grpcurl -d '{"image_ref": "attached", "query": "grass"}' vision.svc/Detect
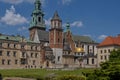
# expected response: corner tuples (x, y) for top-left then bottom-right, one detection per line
(0, 68), (95, 79)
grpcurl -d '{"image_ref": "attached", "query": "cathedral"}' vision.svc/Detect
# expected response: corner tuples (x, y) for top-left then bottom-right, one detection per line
(0, 0), (98, 69)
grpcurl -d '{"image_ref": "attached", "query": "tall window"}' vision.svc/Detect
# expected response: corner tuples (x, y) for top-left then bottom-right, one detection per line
(7, 51), (10, 56)
(13, 51), (16, 57)
(31, 53), (33, 58)
(14, 44), (16, 48)
(7, 60), (11, 65)
(58, 38), (60, 43)
(22, 52), (25, 57)
(0, 51), (2, 56)
(38, 17), (41, 22)
(35, 53), (38, 58)
(104, 50), (107, 53)
(15, 60), (18, 64)
(8, 43), (10, 48)
(87, 58), (89, 64)
(101, 56), (103, 60)
(104, 55), (107, 60)
(2, 59), (5, 65)
(101, 50), (103, 54)
(87, 45), (89, 54)
(33, 60), (35, 65)
(92, 58), (94, 64)
(58, 56), (60, 61)
(0, 42), (2, 47)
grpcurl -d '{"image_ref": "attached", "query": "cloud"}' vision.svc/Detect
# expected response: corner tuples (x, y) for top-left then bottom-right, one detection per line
(18, 26), (28, 31)
(0, 5), (28, 26)
(98, 35), (107, 40)
(45, 18), (51, 27)
(62, 0), (72, 5)
(0, 0), (45, 5)
(83, 34), (91, 37)
(71, 21), (83, 27)
(0, 0), (23, 4)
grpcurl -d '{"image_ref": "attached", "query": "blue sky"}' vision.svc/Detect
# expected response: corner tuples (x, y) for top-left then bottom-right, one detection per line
(0, 0), (120, 42)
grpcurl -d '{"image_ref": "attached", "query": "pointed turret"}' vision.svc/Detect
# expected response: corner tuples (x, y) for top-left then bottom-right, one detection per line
(52, 11), (61, 20)
(66, 22), (70, 32)
(51, 11), (62, 29)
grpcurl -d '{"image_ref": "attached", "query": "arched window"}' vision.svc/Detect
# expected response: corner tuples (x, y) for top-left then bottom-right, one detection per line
(38, 17), (41, 22)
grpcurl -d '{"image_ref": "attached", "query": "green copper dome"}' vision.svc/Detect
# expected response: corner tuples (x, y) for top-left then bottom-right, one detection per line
(30, 0), (46, 30)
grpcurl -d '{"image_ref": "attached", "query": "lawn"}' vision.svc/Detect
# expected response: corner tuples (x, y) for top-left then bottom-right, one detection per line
(0, 68), (95, 79)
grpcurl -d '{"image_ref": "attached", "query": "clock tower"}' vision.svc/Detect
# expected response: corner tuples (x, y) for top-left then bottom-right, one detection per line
(29, 0), (46, 41)
(49, 11), (63, 65)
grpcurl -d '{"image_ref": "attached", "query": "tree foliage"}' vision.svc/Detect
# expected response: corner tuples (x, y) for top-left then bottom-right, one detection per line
(87, 49), (120, 80)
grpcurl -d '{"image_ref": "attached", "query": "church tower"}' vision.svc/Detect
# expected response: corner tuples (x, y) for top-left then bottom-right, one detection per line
(29, 0), (46, 41)
(49, 11), (63, 65)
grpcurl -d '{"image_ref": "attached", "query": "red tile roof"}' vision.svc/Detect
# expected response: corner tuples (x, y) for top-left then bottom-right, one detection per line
(98, 36), (120, 47)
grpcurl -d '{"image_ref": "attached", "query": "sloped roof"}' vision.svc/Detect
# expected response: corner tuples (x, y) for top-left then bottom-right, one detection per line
(44, 46), (52, 51)
(0, 34), (34, 43)
(37, 30), (96, 43)
(37, 30), (49, 41)
(72, 35), (96, 43)
(51, 11), (61, 20)
(98, 36), (120, 47)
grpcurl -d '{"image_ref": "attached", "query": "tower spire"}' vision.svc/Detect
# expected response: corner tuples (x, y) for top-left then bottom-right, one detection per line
(35, 0), (41, 10)
(29, 0), (46, 30)
(66, 22), (70, 32)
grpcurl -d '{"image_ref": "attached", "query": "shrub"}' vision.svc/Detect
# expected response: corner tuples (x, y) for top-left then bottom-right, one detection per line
(57, 75), (85, 80)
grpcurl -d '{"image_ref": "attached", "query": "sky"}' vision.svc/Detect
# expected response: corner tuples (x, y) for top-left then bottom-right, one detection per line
(0, 0), (120, 42)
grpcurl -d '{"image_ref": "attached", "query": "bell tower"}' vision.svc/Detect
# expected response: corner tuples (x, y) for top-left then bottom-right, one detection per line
(49, 11), (63, 48)
(49, 11), (63, 65)
(29, 0), (46, 41)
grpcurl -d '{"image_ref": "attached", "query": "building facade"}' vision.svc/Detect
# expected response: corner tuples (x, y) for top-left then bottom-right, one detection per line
(0, 0), (98, 69)
(0, 35), (41, 69)
(97, 35), (120, 67)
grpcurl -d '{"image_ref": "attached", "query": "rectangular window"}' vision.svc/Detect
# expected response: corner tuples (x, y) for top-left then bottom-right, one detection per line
(101, 56), (103, 60)
(92, 59), (94, 64)
(0, 51), (2, 56)
(13, 51), (16, 57)
(7, 51), (10, 56)
(15, 60), (18, 64)
(33, 60), (35, 65)
(87, 45), (89, 54)
(58, 56), (60, 61)
(22, 52), (25, 57)
(2, 59), (5, 65)
(101, 50), (103, 54)
(35, 53), (38, 58)
(31, 53), (33, 58)
(14, 44), (16, 48)
(7, 60), (11, 65)
(8, 43), (10, 48)
(0, 43), (2, 47)
(21, 59), (26, 65)
(87, 58), (89, 64)
(104, 55), (107, 60)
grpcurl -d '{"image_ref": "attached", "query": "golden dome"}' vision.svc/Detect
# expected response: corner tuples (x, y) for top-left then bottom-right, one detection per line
(75, 47), (84, 53)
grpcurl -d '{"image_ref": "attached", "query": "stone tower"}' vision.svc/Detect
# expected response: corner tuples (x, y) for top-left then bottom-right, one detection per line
(49, 11), (63, 66)
(29, 0), (46, 41)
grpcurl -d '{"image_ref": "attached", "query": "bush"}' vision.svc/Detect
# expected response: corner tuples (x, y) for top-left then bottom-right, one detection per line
(57, 75), (85, 80)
